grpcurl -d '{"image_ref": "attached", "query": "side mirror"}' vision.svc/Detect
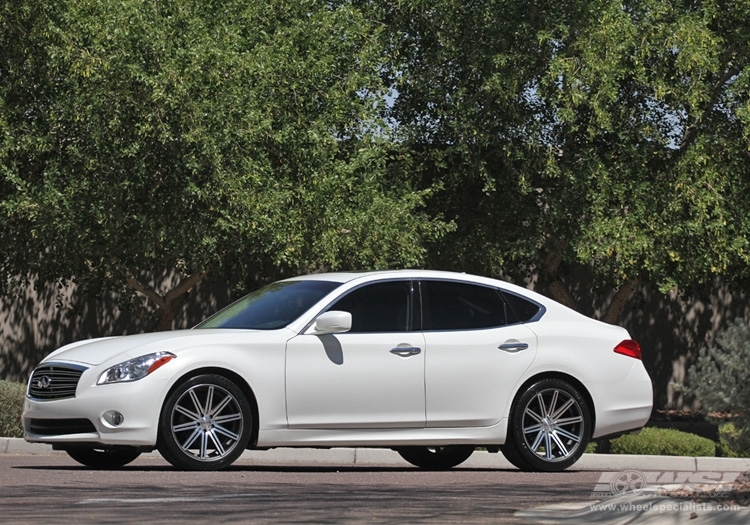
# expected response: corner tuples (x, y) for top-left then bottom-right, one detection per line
(311, 311), (352, 335)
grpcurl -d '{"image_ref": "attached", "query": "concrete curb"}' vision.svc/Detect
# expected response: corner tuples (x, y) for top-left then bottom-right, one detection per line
(2, 437), (750, 472)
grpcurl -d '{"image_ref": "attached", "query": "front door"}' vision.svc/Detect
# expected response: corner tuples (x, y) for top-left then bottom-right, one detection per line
(286, 280), (426, 429)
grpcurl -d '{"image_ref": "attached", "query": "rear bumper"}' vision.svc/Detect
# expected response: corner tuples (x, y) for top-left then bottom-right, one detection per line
(587, 364), (653, 440)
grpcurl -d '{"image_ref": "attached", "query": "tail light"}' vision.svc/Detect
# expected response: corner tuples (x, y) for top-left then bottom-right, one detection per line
(614, 339), (642, 360)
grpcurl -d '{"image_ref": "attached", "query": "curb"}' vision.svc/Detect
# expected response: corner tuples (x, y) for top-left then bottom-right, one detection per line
(3, 437), (750, 472)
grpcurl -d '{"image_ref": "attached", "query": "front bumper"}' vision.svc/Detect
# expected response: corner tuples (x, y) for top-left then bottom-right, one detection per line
(23, 366), (170, 448)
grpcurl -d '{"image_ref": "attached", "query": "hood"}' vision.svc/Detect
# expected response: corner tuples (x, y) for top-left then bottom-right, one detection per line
(41, 330), (221, 366)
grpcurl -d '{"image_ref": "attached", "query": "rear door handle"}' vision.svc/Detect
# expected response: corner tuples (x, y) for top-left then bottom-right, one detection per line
(498, 342), (529, 353)
(390, 347), (422, 357)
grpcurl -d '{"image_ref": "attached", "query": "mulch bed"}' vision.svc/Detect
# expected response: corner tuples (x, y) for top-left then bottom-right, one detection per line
(666, 470), (750, 507)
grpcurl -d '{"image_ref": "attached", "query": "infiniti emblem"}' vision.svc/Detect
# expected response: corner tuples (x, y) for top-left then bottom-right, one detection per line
(37, 376), (52, 390)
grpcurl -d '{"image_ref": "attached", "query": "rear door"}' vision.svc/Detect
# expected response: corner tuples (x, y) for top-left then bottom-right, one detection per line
(420, 280), (538, 427)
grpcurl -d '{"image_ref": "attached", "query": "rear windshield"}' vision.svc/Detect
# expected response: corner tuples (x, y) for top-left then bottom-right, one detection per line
(196, 280), (340, 330)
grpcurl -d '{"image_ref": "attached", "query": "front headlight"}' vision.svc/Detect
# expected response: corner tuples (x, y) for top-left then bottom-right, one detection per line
(97, 352), (176, 385)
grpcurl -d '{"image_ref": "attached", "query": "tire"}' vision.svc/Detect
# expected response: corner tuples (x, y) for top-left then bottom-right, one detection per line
(502, 378), (591, 472)
(66, 447), (141, 469)
(157, 374), (252, 471)
(396, 446), (475, 469)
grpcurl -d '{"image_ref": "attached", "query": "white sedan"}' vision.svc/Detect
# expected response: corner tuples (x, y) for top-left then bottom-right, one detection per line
(23, 270), (652, 471)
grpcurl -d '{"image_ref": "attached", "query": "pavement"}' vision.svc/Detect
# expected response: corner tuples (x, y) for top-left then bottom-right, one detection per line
(2, 437), (750, 524)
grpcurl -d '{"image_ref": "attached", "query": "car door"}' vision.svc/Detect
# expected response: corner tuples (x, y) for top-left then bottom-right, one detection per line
(285, 280), (426, 429)
(420, 280), (538, 428)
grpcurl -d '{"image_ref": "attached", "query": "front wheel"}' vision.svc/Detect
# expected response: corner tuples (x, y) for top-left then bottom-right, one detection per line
(396, 446), (475, 469)
(66, 447), (141, 469)
(157, 374), (252, 471)
(501, 378), (590, 472)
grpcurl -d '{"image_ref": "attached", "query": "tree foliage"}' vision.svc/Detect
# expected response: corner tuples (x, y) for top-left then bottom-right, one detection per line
(0, 0), (448, 329)
(3, 0), (750, 332)
(370, 0), (750, 320)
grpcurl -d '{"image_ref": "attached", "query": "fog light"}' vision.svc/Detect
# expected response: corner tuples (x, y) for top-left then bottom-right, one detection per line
(102, 410), (124, 427)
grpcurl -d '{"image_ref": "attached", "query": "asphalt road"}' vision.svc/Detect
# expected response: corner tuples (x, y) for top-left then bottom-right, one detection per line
(0, 453), (603, 524)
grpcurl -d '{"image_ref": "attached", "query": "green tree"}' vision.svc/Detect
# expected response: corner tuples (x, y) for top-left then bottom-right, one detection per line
(372, 0), (750, 321)
(0, 0), (448, 330)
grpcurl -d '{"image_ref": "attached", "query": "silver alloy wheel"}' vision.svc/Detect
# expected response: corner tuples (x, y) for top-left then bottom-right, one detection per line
(169, 383), (244, 462)
(520, 387), (585, 462)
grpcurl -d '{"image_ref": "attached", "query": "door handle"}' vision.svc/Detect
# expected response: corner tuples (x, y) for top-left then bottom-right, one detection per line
(498, 342), (529, 353)
(390, 346), (422, 357)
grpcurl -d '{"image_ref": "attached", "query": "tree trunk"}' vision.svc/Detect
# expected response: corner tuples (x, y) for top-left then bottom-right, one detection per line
(126, 270), (207, 331)
(601, 278), (639, 325)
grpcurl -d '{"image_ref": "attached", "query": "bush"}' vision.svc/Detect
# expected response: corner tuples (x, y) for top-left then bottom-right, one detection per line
(609, 427), (716, 457)
(678, 317), (750, 452)
(0, 380), (26, 438)
(718, 422), (750, 458)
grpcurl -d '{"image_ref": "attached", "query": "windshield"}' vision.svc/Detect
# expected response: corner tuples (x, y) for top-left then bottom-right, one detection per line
(196, 280), (341, 330)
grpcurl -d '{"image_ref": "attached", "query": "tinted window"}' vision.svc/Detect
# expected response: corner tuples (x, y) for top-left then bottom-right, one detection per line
(502, 291), (542, 323)
(197, 280), (340, 330)
(329, 281), (412, 333)
(421, 281), (507, 330)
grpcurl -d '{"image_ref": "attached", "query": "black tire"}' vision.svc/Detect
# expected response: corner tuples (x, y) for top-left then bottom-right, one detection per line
(157, 374), (252, 471)
(66, 447), (141, 469)
(396, 446), (475, 469)
(503, 378), (591, 472)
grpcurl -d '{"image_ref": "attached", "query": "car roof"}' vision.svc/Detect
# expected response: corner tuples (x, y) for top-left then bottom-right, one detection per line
(285, 270), (543, 302)
(286, 269), (470, 284)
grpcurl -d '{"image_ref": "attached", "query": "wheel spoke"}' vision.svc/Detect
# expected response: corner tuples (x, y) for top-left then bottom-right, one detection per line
(523, 423), (542, 434)
(180, 428), (202, 451)
(550, 397), (575, 420)
(175, 404), (200, 422)
(213, 421), (240, 441)
(529, 430), (545, 453)
(556, 415), (583, 427)
(188, 388), (206, 415)
(173, 420), (199, 433)
(199, 430), (210, 459)
(209, 393), (233, 417)
(544, 434), (553, 460)
(204, 386), (216, 415)
(555, 426), (582, 443)
(524, 407), (543, 423)
(546, 390), (559, 418)
(207, 430), (227, 457)
(550, 432), (569, 457)
(535, 393), (549, 417)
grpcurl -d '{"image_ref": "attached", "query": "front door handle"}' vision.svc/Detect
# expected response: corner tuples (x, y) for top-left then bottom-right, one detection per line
(498, 342), (529, 353)
(390, 346), (422, 357)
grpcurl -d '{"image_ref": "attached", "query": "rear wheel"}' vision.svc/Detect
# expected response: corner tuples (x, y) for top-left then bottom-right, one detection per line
(66, 447), (141, 469)
(157, 374), (252, 471)
(396, 446), (475, 469)
(502, 378), (590, 472)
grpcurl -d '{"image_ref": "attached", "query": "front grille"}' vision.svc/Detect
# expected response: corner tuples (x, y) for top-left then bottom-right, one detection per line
(28, 363), (87, 400)
(28, 418), (96, 436)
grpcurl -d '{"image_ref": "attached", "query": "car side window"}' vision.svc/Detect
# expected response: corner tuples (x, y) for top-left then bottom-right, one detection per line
(501, 291), (542, 323)
(421, 281), (507, 330)
(328, 281), (412, 333)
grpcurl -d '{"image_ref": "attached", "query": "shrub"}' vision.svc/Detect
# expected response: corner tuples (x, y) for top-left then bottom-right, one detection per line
(609, 427), (716, 457)
(0, 380), (26, 438)
(679, 317), (750, 452)
(718, 422), (750, 458)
